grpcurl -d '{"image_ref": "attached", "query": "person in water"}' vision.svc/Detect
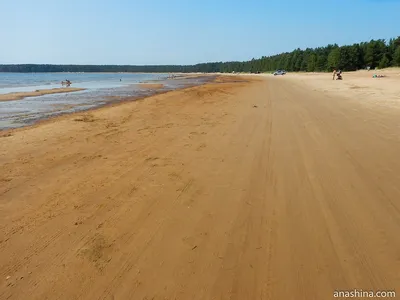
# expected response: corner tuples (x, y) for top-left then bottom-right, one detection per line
(61, 80), (71, 87)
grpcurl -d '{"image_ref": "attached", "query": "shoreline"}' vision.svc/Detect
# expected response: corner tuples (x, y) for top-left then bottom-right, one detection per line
(137, 83), (164, 89)
(0, 75), (218, 134)
(0, 87), (85, 101)
(0, 75), (217, 131)
(0, 89), (176, 136)
(2, 70), (399, 132)
(0, 89), (172, 135)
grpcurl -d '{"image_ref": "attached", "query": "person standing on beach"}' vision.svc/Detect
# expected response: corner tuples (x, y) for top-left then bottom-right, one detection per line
(332, 69), (337, 80)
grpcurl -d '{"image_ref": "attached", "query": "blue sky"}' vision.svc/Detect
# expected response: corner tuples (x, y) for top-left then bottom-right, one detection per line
(0, 0), (399, 65)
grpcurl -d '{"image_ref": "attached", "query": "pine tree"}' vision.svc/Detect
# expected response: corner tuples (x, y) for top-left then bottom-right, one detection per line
(307, 54), (317, 72)
(294, 55), (303, 72)
(338, 47), (352, 70)
(379, 55), (390, 69)
(388, 37), (400, 59)
(364, 41), (376, 68)
(327, 48), (340, 70)
(393, 47), (400, 67)
(364, 40), (387, 69)
(316, 55), (327, 71)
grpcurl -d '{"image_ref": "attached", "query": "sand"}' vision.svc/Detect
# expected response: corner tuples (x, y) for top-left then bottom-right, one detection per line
(1, 74), (400, 299)
(138, 83), (164, 89)
(284, 68), (400, 108)
(0, 87), (85, 101)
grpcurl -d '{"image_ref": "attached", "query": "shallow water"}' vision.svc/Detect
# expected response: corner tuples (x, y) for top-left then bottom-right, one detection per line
(0, 73), (213, 129)
(0, 73), (167, 93)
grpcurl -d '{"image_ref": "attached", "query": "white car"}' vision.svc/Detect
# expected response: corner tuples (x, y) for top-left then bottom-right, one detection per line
(274, 70), (286, 76)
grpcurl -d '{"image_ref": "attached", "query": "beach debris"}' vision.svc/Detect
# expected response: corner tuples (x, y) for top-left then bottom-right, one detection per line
(6, 275), (11, 280)
(253, 105), (258, 108)
(192, 245), (198, 250)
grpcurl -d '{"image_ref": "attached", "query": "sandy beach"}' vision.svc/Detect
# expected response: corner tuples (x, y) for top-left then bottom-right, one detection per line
(285, 68), (400, 108)
(137, 83), (164, 90)
(0, 87), (85, 102)
(1, 74), (400, 299)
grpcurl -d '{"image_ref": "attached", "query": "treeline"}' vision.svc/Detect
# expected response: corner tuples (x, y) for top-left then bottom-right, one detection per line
(0, 64), (192, 73)
(1, 37), (399, 73)
(232, 37), (400, 73)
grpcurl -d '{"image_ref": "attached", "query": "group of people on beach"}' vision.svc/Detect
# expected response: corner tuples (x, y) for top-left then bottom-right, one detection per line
(332, 69), (343, 80)
(333, 69), (386, 80)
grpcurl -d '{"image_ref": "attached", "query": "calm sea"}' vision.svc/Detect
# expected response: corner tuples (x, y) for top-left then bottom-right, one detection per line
(0, 73), (210, 130)
(0, 73), (166, 94)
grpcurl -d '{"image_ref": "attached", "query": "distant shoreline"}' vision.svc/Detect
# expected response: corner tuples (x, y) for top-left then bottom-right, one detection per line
(0, 74), (216, 130)
(0, 87), (85, 101)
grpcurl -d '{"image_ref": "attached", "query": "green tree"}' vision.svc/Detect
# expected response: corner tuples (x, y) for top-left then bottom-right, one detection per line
(364, 42), (375, 68)
(393, 47), (400, 66)
(335, 45), (362, 71)
(327, 48), (340, 70)
(379, 55), (390, 69)
(307, 54), (317, 72)
(294, 55), (303, 72)
(388, 37), (400, 63)
(338, 47), (351, 70)
(316, 55), (327, 71)
(364, 40), (387, 69)
(290, 50), (300, 71)
(2, 36), (399, 73)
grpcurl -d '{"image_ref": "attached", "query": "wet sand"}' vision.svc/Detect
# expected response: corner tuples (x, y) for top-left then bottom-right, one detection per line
(1, 75), (400, 299)
(0, 75), (215, 130)
(0, 87), (85, 101)
(137, 83), (164, 89)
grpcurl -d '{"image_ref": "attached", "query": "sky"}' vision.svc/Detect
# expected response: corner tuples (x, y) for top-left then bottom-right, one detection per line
(0, 0), (400, 65)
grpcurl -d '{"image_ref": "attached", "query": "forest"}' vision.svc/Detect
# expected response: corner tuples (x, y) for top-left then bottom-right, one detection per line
(1, 37), (399, 73)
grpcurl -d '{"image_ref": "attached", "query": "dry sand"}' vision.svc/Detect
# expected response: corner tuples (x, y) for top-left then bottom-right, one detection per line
(1, 75), (400, 299)
(0, 87), (85, 101)
(285, 68), (400, 108)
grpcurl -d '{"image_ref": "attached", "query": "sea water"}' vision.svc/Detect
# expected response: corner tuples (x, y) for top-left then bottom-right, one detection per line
(0, 73), (167, 93)
(0, 73), (211, 129)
